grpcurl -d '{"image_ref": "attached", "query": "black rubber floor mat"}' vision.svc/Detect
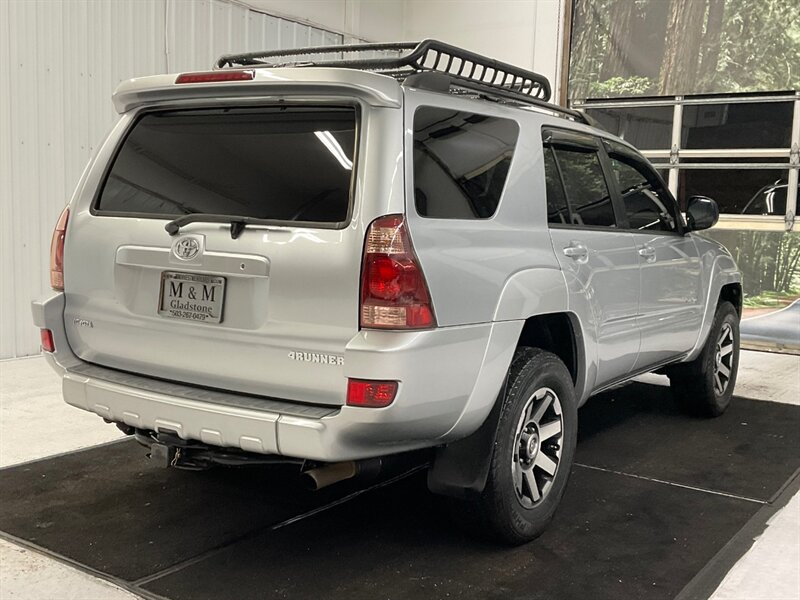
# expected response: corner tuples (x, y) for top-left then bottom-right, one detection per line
(0, 440), (365, 581)
(0, 387), (797, 599)
(143, 466), (759, 600)
(577, 383), (800, 501)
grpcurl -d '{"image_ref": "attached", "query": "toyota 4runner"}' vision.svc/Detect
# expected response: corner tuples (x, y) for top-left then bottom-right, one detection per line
(32, 40), (742, 544)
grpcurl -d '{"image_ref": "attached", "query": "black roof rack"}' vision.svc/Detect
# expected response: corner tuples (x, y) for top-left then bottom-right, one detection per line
(216, 39), (590, 125)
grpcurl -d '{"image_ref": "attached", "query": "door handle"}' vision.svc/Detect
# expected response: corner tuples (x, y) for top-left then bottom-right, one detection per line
(563, 243), (589, 262)
(638, 245), (656, 263)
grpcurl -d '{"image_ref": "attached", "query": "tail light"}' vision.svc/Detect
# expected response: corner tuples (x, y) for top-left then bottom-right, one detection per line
(360, 215), (436, 329)
(347, 379), (398, 408)
(50, 206), (69, 291)
(40, 329), (55, 353)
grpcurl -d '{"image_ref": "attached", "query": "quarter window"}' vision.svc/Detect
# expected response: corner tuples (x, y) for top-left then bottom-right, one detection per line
(413, 107), (519, 219)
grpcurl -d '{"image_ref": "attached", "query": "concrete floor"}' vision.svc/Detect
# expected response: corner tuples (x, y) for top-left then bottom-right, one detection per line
(0, 539), (137, 600)
(0, 356), (123, 468)
(0, 351), (798, 600)
(712, 493), (800, 600)
(708, 349), (800, 600)
(0, 357), (132, 600)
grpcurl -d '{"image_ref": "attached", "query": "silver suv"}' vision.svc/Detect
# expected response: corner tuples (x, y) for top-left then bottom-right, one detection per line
(32, 41), (742, 544)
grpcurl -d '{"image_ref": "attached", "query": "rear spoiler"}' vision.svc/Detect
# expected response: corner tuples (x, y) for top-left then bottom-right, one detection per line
(111, 68), (403, 114)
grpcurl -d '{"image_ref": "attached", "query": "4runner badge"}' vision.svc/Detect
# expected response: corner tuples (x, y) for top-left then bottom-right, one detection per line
(288, 351), (344, 366)
(172, 236), (201, 261)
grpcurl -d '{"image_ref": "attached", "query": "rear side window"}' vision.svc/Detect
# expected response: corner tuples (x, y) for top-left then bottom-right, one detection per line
(544, 148), (570, 225)
(96, 106), (357, 226)
(413, 106), (519, 219)
(544, 145), (616, 228)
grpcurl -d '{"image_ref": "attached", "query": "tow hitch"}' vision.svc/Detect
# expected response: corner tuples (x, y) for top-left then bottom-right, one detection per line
(148, 440), (178, 468)
(113, 423), (429, 488)
(116, 424), (303, 470)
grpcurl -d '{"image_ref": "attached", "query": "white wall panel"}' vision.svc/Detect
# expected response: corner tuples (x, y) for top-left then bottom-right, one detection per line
(402, 0), (563, 99)
(0, 0), (13, 358)
(242, 0), (405, 41)
(0, 0), (343, 358)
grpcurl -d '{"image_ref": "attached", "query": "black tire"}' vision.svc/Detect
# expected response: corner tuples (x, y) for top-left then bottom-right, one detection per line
(668, 301), (740, 417)
(464, 347), (578, 545)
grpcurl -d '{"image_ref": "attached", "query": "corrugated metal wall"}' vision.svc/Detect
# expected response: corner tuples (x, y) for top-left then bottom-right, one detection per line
(0, 0), (344, 359)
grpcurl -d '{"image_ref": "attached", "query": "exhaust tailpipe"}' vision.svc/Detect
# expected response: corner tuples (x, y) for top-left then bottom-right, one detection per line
(302, 458), (382, 490)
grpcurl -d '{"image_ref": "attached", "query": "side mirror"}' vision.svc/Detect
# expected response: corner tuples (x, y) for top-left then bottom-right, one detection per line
(685, 196), (719, 231)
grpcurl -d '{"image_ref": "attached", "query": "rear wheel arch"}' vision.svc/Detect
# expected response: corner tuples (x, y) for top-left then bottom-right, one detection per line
(668, 300), (740, 417)
(719, 282), (742, 316)
(462, 347), (578, 543)
(687, 255), (742, 361)
(428, 312), (586, 499)
(516, 312), (583, 388)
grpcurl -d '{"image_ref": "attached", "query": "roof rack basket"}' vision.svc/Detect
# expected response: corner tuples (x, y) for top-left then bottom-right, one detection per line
(216, 39), (589, 124)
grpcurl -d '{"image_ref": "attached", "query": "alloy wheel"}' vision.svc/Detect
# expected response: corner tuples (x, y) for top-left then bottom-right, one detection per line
(713, 322), (735, 396)
(511, 387), (564, 508)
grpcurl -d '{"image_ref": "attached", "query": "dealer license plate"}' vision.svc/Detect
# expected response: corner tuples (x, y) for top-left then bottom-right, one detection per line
(158, 271), (226, 324)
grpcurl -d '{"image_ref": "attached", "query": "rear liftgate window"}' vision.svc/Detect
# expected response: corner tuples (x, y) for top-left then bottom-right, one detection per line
(96, 106), (357, 226)
(413, 106), (520, 219)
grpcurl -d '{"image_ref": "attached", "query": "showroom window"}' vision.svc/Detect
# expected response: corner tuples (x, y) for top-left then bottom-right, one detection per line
(585, 105), (673, 151)
(577, 91), (800, 228)
(680, 102), (793, 150)
(677, 159), (790, 215)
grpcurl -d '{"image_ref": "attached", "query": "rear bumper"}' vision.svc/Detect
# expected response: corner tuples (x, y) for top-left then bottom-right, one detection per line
(33, 293), (510, 461)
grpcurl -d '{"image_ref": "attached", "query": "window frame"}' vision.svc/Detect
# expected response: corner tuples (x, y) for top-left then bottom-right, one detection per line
(542, 145), (571, 225)
(542, 127), (626, 231)
(411, 105), (521, 221)
(603, 140), (686, 236)
(90, 102), (362, 231)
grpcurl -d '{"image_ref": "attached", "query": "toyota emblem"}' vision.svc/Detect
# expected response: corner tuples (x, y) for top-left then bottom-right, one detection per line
(172, 237), (200, 260)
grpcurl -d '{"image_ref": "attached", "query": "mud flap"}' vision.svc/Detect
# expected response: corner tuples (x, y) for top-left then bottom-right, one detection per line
(426, 380), (506, 499)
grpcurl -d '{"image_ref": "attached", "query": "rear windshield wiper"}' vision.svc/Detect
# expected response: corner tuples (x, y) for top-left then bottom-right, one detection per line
(166, 214), (268, 239)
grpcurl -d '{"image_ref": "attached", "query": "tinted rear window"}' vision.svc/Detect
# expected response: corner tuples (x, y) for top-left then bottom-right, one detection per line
(413, 106), (519, 219)
(96, 106), (357, 225)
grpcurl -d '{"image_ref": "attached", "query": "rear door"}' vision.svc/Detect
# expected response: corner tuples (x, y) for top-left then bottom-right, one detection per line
(542, 129), (641, 389)
(604, 141), (703, 368)
(64, 104), (367, 405)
